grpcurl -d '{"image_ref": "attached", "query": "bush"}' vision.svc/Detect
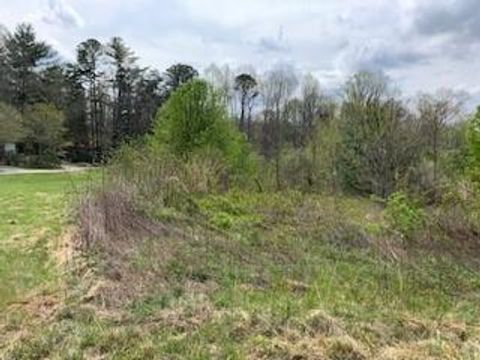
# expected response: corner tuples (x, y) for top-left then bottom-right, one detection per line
(107, 142), (233, 217)
(385, 192), (425, 239)
(418, 182), (480, 266)
(467, 107), (480, 184)
(25, 150), (62, 169)
(279, 147), (312, 191)
(149, 79), (257, 187)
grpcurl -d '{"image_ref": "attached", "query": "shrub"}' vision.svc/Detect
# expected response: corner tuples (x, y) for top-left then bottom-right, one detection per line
(385, 192), (425, 239)
(149, 79), (257, 187)
(25, 149), (62, 169)
(279, 147), (312, 191)
(467, 107), (480, 184)
(108, 143), (189, 210)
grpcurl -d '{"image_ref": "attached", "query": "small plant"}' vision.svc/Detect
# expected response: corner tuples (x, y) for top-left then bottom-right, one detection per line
(211, 211), (235, 229)
(385, 192), (425, 238)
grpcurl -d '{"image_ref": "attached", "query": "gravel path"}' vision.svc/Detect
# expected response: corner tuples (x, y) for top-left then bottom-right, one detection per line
(0, 165), (92, 175)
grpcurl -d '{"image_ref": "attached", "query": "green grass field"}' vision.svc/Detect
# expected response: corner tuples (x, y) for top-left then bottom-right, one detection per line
(1, 174), (480, 359)
(0, 173), (96, 328)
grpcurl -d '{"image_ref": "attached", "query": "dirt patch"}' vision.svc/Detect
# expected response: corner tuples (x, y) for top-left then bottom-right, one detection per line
(54, 227), (76, 268)
(375, 340), (461, 360)
(6, 294), (60, 322)
(24, 295), (60, 321)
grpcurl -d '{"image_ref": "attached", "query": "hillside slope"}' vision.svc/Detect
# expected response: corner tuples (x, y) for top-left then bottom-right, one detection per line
(1, 174), (480, 359)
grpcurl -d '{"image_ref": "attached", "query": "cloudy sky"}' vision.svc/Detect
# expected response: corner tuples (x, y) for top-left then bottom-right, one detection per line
(2, 0), (480, 103)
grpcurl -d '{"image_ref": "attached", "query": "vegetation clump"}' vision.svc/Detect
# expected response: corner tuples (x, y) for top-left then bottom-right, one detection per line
(150, 79), (257, 187)
(385, 191), (425, 239)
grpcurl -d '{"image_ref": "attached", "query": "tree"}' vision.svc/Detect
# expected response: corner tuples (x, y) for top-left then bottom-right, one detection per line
(64, 64), (89, 149)
(106, 37), (138, 145)
(152, 79), (234, 156)
(4, 23), (54, 112)
(205, 63), (237, 116)
(150, 79), (253, 181)
(310, 114), (341, 192)
(339, 72), (421, 197)
(300, 74), (323, 147)
(299, 75), (336, 188)
(0, 102), (23, 143)
(132, 69), (163, 136)
(283, 97), (304, 148)
(22, 103), (65, 160)
(164, 63), (198, 95)
(76, 38), (105, 153)
(0, 26), (10, 102)
(261, 65), (298, 189)
(39, 64), (70, 109)
(417, 90), (464, 185)
(234, 73), (258, 138)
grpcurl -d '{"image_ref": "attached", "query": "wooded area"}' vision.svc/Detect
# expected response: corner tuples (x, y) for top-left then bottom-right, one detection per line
(0, 23), (473, 199)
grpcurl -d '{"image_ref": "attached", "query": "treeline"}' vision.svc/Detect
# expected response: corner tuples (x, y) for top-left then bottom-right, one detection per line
(0, 23), (198, 165)
(0, 23), (472, 200)
(204, 67), (467, 199)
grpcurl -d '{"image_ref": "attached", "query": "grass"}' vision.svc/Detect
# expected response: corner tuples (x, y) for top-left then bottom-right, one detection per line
(0, 172), (96, 324)
(2, 175), (480, 359)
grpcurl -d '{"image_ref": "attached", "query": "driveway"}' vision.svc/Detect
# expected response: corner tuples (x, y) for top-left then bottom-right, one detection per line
(0, 165), (92, 175)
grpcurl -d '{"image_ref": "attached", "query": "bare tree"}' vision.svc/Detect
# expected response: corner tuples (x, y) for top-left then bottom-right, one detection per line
(261, 65), (298, 189)
(299, 74), (336, 188)
(300, 74), (322, 146)
(417, 90), (464, 185)
(204, 63), (236, 115)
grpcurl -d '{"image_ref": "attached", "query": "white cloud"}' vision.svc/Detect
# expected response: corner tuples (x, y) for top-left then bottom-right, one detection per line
(41, 0), (84, 28)
(1, 0), (480, 108)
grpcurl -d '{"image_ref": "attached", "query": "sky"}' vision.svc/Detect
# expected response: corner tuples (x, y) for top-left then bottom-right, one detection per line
(1, 0), (480, 104)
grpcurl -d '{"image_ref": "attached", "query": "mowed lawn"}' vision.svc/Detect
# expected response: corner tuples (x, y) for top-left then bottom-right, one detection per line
(0, 172), (93, 310)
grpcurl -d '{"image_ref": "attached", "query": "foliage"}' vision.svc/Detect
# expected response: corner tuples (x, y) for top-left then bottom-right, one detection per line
(164, 63), (198, 95)
(309, 117), (342, 192)
(0, 21), (471, 197)
(417, 91), (464, 184)
(339, 72), (421, 198)
(3, 23), (54, 110)
(0, 102), (23, 143)
(150, 79), (257, 184)
(234, 73), (258, 136)
(22, 103), (65, 167)
(467, 107), (480, 183)
(385, 191), (425, 238)
(23, 103), (65, 150)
